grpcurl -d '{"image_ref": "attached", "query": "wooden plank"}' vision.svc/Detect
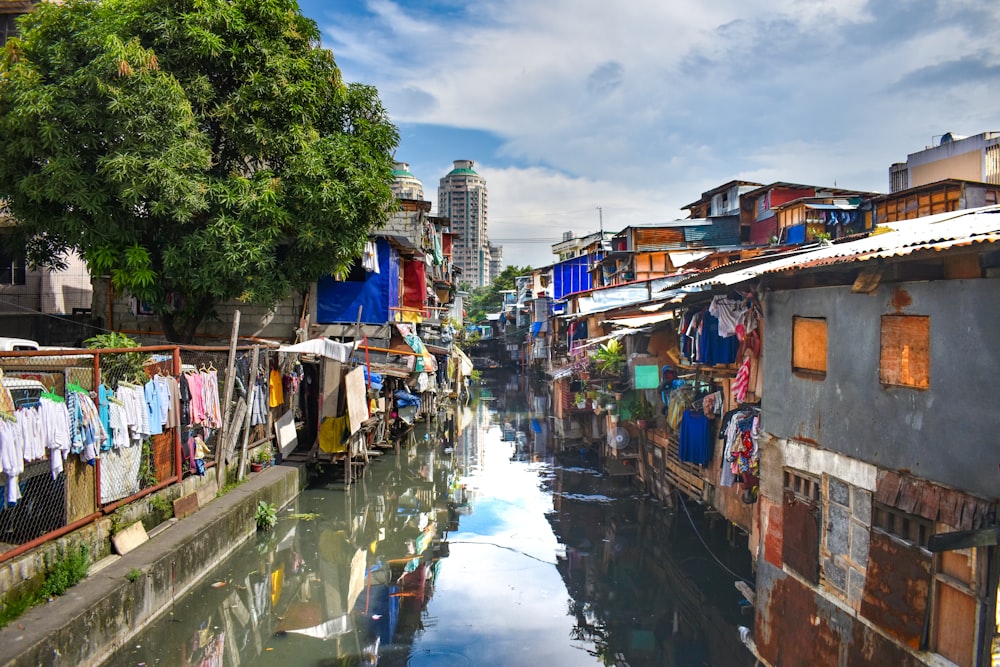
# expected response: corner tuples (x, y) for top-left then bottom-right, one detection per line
(792, 316), (827, 374)
(929, 528), (1000, 553)
(875, 470), (901, 506)
(112, 521), (149, 555)
(173, 492), (200, 519)
(897, 476), (919, 514)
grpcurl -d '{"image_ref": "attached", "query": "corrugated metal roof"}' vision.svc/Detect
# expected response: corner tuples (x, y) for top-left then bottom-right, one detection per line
(679, 205), (1000, 290)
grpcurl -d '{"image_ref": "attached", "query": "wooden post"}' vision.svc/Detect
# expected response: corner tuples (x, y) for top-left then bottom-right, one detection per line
(215, 309), (240, 489)
(236, 344), (259, 480)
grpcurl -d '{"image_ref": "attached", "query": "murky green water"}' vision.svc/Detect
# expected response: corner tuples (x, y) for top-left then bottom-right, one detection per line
(104, 378), (754, 667)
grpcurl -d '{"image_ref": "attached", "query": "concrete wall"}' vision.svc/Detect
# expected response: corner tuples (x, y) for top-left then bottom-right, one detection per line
(91, 278), (308, 343)
(762, 277), (1000, 499)
(0, 464), (306, 667)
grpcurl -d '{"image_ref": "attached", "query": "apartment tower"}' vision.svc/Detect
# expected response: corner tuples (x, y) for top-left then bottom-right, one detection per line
(438, 160), (491, 288)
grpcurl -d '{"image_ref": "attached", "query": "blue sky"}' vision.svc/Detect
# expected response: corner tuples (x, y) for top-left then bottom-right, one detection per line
(298, 0), (1000, 268)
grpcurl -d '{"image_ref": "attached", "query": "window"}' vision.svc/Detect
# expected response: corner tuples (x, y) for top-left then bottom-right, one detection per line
(0, 247), (26, 286)
(880, 315), (929, 389)
(930, 549), (978, 667)
(785, 469), (821, 502)
(783, 469), (821, 584)
(872, 503), (932, 548)
(792, 316), (827, 377)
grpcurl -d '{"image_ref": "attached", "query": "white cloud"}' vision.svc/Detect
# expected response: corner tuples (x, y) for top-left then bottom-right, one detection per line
(314, 0), (1000, 267)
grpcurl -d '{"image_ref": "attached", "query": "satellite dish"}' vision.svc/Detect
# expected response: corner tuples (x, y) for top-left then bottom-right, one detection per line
(610, 427), (631, 451)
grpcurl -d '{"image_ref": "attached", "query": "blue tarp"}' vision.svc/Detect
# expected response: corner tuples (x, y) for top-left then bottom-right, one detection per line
(363, 366), (383, 391)
(552, 255), (594, 299)
(785, 224), (806, 244)
(316, 238), (400, 324)
(394, 390), (421, 409)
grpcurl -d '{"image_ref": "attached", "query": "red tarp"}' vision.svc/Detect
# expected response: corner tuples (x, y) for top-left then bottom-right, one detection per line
(403, 260), (426, 314)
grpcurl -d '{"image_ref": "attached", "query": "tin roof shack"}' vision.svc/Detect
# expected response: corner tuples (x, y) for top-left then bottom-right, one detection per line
(739, 206), (1000, 667)
(741, 183), (876, 246)
(596, 222), (734, 288)
(869, 178), (1000, 226)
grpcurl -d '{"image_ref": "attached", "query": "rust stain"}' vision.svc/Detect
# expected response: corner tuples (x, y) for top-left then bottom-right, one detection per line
(860, 532), (931, 649)
(794, 433), (820, 446)
(758, 572), (840, 666)
(891, 287), (912, 312)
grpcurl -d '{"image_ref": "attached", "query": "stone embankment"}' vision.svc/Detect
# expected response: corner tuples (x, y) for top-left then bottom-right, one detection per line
(0, 464), (304, 667)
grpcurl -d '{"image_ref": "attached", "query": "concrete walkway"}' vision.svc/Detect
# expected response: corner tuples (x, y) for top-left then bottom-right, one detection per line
(0, 463), (305, 667)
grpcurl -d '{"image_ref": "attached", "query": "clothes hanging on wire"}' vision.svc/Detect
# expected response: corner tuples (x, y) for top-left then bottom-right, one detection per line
(678, 409), (713, 467)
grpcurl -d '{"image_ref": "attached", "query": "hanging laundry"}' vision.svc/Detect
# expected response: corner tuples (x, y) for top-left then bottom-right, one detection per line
(678, 409), (713, 467)
(67, 389), (106, 464)
(709, 295), (750, 338)
(269, 368), (284, 408)
(362, 240), (380, 273)
(186, 371), (206, 426)
(39, 394), (71, 478)
(143, 377), (164, 436)
(202, 369), (222, 428)
(0, 419), (25, 505)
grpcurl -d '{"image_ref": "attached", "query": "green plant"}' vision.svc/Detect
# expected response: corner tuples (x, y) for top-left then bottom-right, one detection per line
(126, 568), (143, 583)
(631, 395), (655, 421)
(149, 494), (173, 516)
(39, 544), (90, 599)
(137, 438), (157, 488)
(573, 392), (586, 406)
(253, 448), (272, 465)
(84, 332), (148, 386)
(109, 508), (126, 535)
(592, 339), (624, 376)
(255, 501), (277, 531)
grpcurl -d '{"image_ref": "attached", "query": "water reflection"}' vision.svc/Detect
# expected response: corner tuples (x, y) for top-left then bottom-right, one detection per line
(105, 373), (753, 667)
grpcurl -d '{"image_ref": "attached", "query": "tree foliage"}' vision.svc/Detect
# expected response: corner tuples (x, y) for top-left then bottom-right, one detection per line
(466, 264), (532, 323)
(0, 0), (399, 341)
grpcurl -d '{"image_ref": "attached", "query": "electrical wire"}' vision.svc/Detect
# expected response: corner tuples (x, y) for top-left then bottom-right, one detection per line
(675, 490), (753, 586)
(0, 298), (114, 335)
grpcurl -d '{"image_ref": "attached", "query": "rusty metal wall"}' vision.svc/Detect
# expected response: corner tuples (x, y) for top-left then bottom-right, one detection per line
(755, 560), (926, 667)
(761, 277), (1000, 499)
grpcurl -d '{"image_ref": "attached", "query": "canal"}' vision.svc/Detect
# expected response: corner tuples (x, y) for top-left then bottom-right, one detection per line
(104, 375), (755, 667)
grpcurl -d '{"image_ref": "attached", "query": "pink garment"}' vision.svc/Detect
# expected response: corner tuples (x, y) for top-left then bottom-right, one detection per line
(733, 353), (752, 403)
(186, 372), (205, 426)
(202, 370), (222, 428)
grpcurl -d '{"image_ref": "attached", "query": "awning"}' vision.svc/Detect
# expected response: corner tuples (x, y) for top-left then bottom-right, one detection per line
(278, 338), (357, 363)
(602, 311), (675, 328)
(805, 203), (857, 210)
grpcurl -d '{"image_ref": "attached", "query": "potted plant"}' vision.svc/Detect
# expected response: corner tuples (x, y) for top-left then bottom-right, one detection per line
(574, 392), (587, 409)
(251, 448), (270, 472)
(630, 395), (655, 429)
(592, 339), (624, 377)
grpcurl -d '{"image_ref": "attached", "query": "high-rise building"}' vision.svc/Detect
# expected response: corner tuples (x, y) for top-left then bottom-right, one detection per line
(438, 160), (490, 288)
(391, 162), (424, 200)
(488, 243), (504, 283)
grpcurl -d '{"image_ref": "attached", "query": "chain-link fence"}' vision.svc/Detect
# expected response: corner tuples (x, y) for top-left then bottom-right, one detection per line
(0, 344), (279, 562)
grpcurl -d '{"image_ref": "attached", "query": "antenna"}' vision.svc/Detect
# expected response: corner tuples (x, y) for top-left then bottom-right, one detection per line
(597, 206), (603, 236)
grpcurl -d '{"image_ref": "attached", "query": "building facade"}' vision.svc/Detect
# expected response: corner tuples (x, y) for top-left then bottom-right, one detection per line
(890, 131), (1000, 193)
(438, 160), (490, 288)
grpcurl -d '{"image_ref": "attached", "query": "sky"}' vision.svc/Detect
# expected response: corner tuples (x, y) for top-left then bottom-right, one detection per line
(297, 0), (1000, 269)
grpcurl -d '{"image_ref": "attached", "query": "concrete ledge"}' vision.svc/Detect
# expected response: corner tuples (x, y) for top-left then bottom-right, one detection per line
(0, 463), (306, 667)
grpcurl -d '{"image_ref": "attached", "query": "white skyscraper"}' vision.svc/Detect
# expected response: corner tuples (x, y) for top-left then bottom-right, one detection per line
(390, 162), (424, 200)
(438, 160), (490, 288)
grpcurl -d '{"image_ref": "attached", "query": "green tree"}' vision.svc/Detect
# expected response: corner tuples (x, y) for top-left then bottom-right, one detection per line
(466, 264), (531, 323)
(0, 0), (398, 341)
